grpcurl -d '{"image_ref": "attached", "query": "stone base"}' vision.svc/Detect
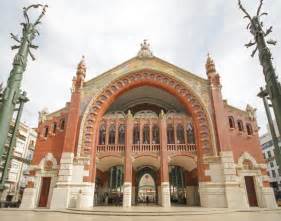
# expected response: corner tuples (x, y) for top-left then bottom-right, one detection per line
(76, 184), (95, 208)
(50, 186), (70, 209)
(157, 185), (161, 205)
(123, 182), (132, 207)
(199, 183), (226, 208)
(225, 185), (249, 208)
(186, 186), (200, 206)
(131, 186), (136, 205)
(261, 187), (277, 208)
(20, 188), (37, 209)
(161, 182), (170, 207)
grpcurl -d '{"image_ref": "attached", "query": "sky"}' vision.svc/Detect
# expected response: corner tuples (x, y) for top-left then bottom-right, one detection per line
(0, 0), (280, 135)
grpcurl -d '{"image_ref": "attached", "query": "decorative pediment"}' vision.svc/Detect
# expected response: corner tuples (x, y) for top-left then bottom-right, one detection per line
(39, 152), (58, 170)
(237, 152), (259, 169)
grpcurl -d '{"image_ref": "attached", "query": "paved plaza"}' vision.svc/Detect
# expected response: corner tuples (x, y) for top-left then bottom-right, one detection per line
(0, 207), (281, 221)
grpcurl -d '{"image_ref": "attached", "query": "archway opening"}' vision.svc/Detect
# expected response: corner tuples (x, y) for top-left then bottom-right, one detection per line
(135, 166), (159, 206)
(169, 166), (186, 205)
(169, 156), (200, 207)
(138, 173), (156, 204)
(95, 163), (124, 206)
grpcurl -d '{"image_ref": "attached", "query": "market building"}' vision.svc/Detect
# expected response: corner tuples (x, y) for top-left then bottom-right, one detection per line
(21, 41), (277, 209)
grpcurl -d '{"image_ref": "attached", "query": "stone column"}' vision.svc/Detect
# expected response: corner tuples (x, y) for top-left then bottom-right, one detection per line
(159, 111), (171, 207)
(123, 111), (133, 207)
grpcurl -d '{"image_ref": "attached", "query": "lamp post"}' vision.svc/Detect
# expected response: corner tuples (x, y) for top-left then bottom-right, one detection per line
(238, 0), (281, 136)
(0, 5), (47, 163)
(0, 92), (29, 195)
(258, 87), (281, 171)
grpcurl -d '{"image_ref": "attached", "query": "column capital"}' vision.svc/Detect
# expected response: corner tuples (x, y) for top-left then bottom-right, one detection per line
(159, 110), (166, 120)
(127, 109), (133, 119)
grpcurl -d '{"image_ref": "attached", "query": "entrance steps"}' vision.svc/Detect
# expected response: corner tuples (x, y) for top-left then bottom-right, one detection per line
(1, 207), (280, 216)
(64, 206), (281, 216)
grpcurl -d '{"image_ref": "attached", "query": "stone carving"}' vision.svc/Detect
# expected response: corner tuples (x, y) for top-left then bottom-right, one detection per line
(137, 40), (153, 58)
(38, 107), (49, 123)
(246, 104), (256, 121)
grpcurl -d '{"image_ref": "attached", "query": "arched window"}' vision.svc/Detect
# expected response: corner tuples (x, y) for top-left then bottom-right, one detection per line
(118, 124), (125, 144)
(52, 122), (57, 134)
(167, 124), (175, 144)
(246, 123), (253, 135)
(133, 124), (140, 144)
(44, 126), (49, 138)
(152, 125), (159, 144)
(176, 124), (185, 144)
(60, 118), (65, 130)
(143, 124), (150, 144)
(228, 116), (235, 129)
(109, 125), (116, 144)
(186, 123), (195, 144)
(237, 120), (244, 132)
(99, 124), (106, 145)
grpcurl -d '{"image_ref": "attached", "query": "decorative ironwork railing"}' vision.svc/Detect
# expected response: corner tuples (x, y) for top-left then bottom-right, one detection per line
(96, 144), (196, 153)
(132, 144), (160, 152)
(167, 144), (196, 153)
(96, 145), (125, 152)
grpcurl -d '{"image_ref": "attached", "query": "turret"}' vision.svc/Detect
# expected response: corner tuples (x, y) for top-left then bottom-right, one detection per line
(206, 53), (220, 87)
(72, 56), (86, 91)
(205, 54), (230, 152)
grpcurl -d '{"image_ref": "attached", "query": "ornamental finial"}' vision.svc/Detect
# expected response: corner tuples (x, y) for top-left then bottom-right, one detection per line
(206, 53), (216, 74)
(137, 39), (153, 58)
(77, 55), (86, 78)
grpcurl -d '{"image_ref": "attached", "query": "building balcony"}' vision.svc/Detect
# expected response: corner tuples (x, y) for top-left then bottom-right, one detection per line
(96, 143), (196, 154)
(167, 143), (196, 153)
(97, 145), (125, 153)
(132, 144), (160, 152)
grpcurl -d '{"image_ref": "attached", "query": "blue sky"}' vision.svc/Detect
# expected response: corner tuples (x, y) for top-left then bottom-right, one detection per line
(0, 0), (280, 135)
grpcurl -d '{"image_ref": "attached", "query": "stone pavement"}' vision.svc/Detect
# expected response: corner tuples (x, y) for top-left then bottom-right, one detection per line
(0, 207), (281, 221)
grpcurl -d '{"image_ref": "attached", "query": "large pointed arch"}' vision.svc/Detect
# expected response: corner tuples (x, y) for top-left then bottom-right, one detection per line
(78, 69), (216, 182)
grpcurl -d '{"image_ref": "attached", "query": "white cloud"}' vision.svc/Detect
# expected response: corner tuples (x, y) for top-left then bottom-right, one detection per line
(0, 0), (280, 136)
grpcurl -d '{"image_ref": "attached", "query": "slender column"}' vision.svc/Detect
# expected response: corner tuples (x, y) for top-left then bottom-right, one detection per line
(159, 111), (171, 207)
(140, 121), (143, 145)
(183, 119), (188, 145)
(123, 111), (133, 207)
(105, 120), (109, 145)
(149, 121), (153, 145)
(115, 120), (118, 145)
(173, 121), (177, 144)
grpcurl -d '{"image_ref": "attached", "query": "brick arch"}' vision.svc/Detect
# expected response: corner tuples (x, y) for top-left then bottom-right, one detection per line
(80, 70), (215, 182)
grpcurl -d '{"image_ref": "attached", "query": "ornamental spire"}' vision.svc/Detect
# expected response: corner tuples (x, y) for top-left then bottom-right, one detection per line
(73, 55), (86, 90)
(137, 39), (153, 58)
(77, 55), (86, 78)
(205, 53), (216, 75)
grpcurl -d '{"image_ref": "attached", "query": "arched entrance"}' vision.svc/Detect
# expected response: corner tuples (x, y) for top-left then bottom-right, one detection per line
(79, 70), (215, 207)
(135, 166), (159, 205)
(169, 166), (186, 205)
(169, 155), (200, 206)
(95, 165), (124, 206)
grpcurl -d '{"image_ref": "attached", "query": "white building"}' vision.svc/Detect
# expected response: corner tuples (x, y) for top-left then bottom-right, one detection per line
(0, 121), (37, 204)
(260, 121), (281, 192)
